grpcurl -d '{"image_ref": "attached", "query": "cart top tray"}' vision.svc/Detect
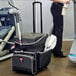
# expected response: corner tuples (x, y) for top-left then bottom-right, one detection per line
(14, 33), (47, 43)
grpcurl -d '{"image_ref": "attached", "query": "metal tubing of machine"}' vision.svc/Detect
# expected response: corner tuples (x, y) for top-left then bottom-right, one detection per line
(0, 26), (15, 52)
(8, 0), (22, 45)
(17, 23), (22, 45)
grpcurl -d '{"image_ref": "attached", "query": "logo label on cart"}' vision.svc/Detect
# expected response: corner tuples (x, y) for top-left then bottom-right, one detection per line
(19, 58), (24, 62)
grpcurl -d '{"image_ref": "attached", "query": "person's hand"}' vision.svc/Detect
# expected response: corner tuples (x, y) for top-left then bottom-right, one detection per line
(66, 1), (70, 4)
(51, 0), (70, 4)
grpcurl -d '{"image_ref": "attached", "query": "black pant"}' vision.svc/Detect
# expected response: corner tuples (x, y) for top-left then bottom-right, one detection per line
(51, 2), (64, 55)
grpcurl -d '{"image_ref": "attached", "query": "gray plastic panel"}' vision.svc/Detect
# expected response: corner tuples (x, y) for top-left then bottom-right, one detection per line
(70, 39), (76, 54)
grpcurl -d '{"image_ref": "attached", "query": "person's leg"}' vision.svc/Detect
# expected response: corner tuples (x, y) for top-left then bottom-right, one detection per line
(52, 15), (63, 56)
(51, 3), (66, 57)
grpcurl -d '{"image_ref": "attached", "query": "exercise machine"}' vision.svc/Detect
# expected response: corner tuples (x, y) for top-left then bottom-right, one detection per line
(68, 0), (76, 63)
(0, 7), (15, 61)
(0, 0), (20, 61)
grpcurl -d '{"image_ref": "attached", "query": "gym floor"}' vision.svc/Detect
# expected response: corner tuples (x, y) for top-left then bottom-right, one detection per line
(0, 41), (76, 76)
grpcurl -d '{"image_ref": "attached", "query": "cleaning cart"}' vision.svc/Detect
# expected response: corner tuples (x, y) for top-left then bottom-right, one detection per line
(12, 1), (57, 74)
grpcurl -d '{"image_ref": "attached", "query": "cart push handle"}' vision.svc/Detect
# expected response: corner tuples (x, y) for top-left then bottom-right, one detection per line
(33, 1), (43, 33)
